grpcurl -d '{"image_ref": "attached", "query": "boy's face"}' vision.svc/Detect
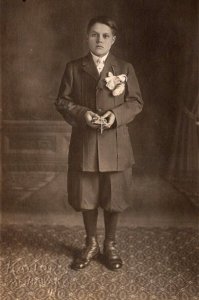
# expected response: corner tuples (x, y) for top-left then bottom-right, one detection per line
(87, 22), (116, 57)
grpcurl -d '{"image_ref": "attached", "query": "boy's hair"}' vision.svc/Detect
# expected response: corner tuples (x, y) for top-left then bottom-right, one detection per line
(87, 16), (118, 36)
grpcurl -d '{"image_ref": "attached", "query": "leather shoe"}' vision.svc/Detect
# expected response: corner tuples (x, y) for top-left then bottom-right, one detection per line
(71, 237), (100, 270)
(103, 240), (123, 270)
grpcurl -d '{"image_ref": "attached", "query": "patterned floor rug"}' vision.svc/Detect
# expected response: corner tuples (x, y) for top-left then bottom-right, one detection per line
(0, 225), (198, 300)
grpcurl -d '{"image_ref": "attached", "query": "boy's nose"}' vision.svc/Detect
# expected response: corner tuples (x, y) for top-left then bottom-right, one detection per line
(97, 35), (103, 43)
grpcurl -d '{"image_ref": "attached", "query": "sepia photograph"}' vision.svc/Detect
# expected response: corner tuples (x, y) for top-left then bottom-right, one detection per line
(1, 0), (198, 299)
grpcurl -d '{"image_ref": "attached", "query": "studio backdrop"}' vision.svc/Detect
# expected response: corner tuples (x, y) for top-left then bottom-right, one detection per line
(1, 0), (198, 201)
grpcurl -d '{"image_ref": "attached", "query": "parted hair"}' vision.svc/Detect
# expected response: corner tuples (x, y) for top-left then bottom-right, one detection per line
(87, 16), (118, 36)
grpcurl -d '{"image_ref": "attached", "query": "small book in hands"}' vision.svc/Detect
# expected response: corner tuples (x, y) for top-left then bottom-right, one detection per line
(92, 116), (108, 134)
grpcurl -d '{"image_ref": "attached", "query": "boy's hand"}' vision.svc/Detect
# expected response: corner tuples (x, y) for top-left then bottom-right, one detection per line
(101, 111), (116, 129)
(85, 111), (100, 129)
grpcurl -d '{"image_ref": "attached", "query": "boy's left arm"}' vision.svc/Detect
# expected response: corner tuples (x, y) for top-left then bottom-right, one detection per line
(111, 63), (143, 127)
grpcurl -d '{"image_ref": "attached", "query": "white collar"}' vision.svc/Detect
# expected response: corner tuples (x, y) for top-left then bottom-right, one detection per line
(91, 52), (109, 65)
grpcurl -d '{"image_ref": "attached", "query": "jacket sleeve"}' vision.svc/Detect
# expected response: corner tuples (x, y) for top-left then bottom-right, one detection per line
(111, 63), (143, 127)
(55, 62), (89, 127)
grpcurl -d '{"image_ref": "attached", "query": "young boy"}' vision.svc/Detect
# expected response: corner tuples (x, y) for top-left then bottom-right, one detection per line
(55, 16), (143, 270)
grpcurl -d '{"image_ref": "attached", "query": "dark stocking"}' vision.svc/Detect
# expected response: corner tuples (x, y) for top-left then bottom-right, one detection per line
(82, 209), (98, 239)
(104, 211), (119, 241)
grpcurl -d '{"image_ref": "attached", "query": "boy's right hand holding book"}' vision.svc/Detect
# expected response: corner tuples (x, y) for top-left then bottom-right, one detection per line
(85, 111), (101, 129)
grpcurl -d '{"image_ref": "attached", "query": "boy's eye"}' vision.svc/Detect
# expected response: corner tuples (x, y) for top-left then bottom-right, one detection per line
(103, 34), (110, 38)
(91, 33), (97, 37)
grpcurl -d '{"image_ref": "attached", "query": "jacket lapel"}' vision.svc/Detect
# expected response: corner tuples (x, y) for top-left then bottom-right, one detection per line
(81, 53), (99, 81)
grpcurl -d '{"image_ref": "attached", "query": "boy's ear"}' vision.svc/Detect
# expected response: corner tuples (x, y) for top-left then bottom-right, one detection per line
(112, 36), (116, 45)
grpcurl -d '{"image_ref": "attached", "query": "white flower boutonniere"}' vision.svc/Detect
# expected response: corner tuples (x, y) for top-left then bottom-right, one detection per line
(105, 72), (127, 96)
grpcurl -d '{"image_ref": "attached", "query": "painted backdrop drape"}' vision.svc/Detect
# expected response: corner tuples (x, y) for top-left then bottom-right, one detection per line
(168, 37), (199, 206)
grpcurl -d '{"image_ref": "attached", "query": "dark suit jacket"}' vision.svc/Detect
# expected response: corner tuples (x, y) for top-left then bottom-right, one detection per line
(55, 52), (143, 172)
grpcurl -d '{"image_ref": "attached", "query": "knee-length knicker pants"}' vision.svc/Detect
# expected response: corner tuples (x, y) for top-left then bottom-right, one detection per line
(67, 168), (132, 213)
